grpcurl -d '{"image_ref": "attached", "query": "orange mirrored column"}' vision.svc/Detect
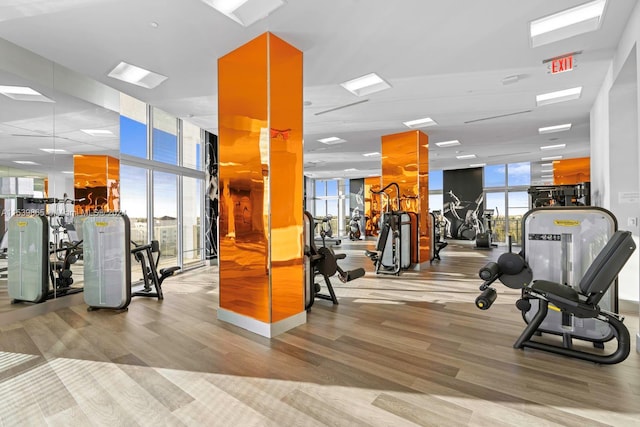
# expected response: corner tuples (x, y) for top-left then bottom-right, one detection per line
(381, 130), (429, 264)
(73, 154), (120, 214)
(217, 32), (305, 337)
(553, 157), (590, 185)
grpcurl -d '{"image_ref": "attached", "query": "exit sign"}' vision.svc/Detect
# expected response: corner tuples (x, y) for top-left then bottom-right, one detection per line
(550, 56), (574, 74)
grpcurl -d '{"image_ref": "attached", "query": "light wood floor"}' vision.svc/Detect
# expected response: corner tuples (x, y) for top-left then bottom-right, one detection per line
(0, 240), (638, 426)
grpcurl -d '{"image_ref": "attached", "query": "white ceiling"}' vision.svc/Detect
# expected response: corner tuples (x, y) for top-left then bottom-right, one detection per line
(0, 0), (637, 181)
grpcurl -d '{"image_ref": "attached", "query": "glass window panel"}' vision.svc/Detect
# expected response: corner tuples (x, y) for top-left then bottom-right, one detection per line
(486, 191), (506, 243)
(183, 177), (202, 266)
(315, 200), (326, 217)
(484, 164), (506, 187)
(315, 180), (325, 197)
(429, 170), (443, 191)
(153, 171), (177, 268)
(508, 162), (531, 186)
(120, 94), (147, 158)
(429, 193), (443, 212)
(120, 165), (148, 245)
(326, 199), (338, 232)
(326, 180), (338, 197)
(152, 108), (178, 165)
(182, 121), (202, 170)
(508, 191), (529, 245)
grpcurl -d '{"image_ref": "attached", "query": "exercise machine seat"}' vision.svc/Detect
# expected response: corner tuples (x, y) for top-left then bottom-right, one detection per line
(304, 211), (364, 308)
(529, 280), (581, 310)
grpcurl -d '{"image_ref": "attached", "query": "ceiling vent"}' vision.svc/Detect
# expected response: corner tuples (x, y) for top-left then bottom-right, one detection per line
(464, 110), (532, 124)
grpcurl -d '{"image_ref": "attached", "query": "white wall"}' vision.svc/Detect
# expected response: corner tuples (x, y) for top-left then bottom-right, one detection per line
(591, 2), (640, 304)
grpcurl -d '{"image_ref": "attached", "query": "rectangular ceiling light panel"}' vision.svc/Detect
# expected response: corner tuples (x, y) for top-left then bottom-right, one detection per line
(540, 143), (566, 150)
(530, 0), (607, 47)
(81, 129), (115, 137)
(108, 61), (168, 89)
(363, 152), (380, 157)
(403, 117), (437, 128)
(541, 155), (563, 161)
(0, 85), (54, 102)
(40, 148), (68, 154)
(340, 73), (391, 96)
(14, 160), (39, 165)
(456, 154), (476, 160)
(201, 0), (284, 27)
(536, 87), (582, 106)
(435, 140), (461, 147)
(318, 137), (346, 145)
(539, 123), (572, 134)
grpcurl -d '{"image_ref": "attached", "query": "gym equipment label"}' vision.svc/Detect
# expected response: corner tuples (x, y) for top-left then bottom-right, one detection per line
(553, 219), (580, 227)
(528, 233), (561, 241)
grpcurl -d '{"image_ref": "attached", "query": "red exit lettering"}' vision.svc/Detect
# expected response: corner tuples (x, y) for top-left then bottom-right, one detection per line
(551, 56), (574, 74)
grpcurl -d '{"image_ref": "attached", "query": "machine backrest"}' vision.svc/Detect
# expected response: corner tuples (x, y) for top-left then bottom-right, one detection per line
(579, 230), (636, 304)
(304, 211), (319, 255)
(375, 214), (391, 252)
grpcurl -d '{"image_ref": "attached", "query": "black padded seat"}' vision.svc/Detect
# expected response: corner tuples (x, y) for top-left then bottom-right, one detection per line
(160, 266), (180, 276)
(530, 280), (580, 309)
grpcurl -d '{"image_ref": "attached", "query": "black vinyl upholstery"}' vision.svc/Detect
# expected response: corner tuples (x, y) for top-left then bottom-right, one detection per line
(578, 231), (636, 304)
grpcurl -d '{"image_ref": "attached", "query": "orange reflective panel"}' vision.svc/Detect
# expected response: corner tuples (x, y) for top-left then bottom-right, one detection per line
(553, 157), (590, 185)
(73, 155), (120, 214)
(218, 33), (304, 323)
(381, 130), (429, 264)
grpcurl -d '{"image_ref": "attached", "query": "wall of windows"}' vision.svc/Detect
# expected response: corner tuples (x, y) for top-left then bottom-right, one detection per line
(483, 162), (531, 245)
(428, 170), (444, 212)
(120, 103), (205, 271)
(312, 179), (348, 236)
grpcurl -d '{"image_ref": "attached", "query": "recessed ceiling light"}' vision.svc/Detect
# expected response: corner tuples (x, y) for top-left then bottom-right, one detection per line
(435, 140), (461, 148)
(540, 143), (566, 150)
(541, 155), (563, 161)
(541, 163), (553, 167)
(403, 117), (437, 128)
(541, 168), (554, 173)
(107, 61), (168, 89)
(536, 87), (582, 106)
(340, 72), (391, 96)
(530, 0), (607, 48)
(318, 137), (346, 145)
(541, 175), (554, 179)
(363, 152), (380, 157)
(470, 163), (486, 167)
(40, 148), (68, 154)
(0, 85), (54, 102)
(13, 160), (39, 165)
(539, 123), (572, 134)
(344, 168), (358, 172)
(200, 0), (284, 27)
(62, 171), (74, 174)
(456, 154), (477, 160)
(81, 129), (115, 137)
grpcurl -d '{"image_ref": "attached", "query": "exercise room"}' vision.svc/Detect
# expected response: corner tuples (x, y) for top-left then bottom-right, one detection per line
(0, 1), (639, 426)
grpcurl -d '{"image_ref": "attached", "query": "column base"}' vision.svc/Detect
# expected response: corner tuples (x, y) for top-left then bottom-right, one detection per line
(217, 308), (306, 338)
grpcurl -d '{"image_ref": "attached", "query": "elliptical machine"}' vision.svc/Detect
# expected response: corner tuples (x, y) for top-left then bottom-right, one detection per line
(348, 207), (362, 241)
(475, 209), (498, 249)
(364, 183), (413, 275)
